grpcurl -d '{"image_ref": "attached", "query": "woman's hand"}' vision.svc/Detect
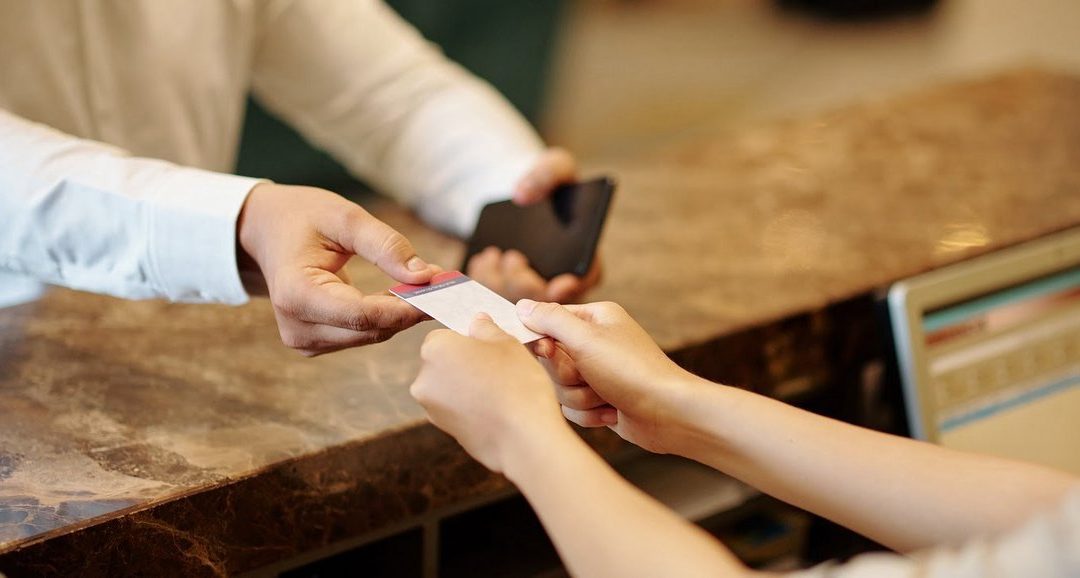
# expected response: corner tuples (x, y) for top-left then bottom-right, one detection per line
(517, 300), (700, 454)
(408, 314), (568, 474)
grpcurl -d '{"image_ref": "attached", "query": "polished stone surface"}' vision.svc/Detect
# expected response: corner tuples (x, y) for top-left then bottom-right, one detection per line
(1, 69), (1079, 575)
(591, 68), (1080, 349)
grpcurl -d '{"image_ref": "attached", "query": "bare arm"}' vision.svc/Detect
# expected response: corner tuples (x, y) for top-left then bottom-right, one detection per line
(518, 300), (1080, 553)
(507, 420), (753, 578)
(408, 317), (759, 578)
(671, 379), (1078, 552)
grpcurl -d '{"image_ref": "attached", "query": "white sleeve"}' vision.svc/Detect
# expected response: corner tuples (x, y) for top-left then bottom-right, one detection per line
(250, 0), (546, 238)
(0, 109), (262, 304)
(789, 489), (1080, 578)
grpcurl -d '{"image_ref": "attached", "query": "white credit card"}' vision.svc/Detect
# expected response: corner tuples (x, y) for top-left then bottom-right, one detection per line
(390, 271), (542, 343)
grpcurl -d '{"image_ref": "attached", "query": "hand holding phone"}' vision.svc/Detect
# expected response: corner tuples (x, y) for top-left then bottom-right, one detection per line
(463, 177), (616, 280)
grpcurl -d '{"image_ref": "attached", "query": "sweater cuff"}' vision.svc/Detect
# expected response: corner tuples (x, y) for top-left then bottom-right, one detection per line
(417, 149), (542, 238)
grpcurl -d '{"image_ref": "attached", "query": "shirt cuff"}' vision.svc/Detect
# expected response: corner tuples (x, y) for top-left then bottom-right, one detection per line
(147, 168), (266, 305)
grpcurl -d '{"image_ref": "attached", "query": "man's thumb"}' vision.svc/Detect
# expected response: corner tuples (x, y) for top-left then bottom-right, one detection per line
(337, 208), (436, 284)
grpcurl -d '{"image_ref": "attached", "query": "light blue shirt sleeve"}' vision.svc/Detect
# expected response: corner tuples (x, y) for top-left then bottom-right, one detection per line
(0, 109), (262, 304)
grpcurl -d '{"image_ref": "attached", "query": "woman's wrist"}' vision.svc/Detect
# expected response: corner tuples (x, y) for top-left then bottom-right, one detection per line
(658, 375), (744, 464)
(501, 414), (587, 486)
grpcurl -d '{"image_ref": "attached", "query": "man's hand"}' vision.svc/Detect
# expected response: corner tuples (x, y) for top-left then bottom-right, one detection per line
(409, 315), (568, 473)
(467, 247), (602, 304)
(237, 183), (440, 356)
(518, 300), (698, 454)
(467, 148), (603, 303)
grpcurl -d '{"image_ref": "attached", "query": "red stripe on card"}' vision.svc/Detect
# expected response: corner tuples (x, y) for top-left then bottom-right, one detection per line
(432, 271), (465, 284)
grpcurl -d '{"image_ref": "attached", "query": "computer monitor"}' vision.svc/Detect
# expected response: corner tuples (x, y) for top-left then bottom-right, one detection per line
(888, 227), (1080, 474)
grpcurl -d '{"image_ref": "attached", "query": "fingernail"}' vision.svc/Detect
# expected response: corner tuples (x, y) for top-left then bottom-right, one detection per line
(601, 410), (619, 425)
(517, 299), (538, 316)
(407, 256), (429, 272)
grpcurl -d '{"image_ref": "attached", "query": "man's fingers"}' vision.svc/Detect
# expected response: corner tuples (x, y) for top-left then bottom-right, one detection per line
(469, 246), (501, 273)
(545, 274), (584, 303)
(276, 317), (401, 356)
(334, 208), (437, 284)
(546, 252), (602, 303)
(513, 148), (578, 205)
(276, 271), (425, 332)
(501, 250), (546, 298)
(466, 246), (503, 293)
(516, 299), (594, 345)
(469, 313), (513, 343)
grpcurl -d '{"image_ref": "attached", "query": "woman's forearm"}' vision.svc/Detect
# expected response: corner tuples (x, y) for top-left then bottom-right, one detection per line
(503, 423), (752, 578)
(667, 380), (1079, 552)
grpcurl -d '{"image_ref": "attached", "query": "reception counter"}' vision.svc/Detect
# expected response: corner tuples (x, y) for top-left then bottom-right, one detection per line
(2, 69), (1079, 576)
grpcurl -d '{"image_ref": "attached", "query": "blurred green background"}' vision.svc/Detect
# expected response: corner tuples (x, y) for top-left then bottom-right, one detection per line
(235, 0), (566, 190)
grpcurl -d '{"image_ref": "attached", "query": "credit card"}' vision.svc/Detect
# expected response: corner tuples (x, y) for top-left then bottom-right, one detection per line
(390, 271), (542, 343)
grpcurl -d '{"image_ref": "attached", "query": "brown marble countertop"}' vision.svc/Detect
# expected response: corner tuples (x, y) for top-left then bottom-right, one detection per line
(2, 69), (1079, 575)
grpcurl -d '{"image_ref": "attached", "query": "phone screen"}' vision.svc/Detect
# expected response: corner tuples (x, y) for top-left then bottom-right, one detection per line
(462, 177), (616, 279)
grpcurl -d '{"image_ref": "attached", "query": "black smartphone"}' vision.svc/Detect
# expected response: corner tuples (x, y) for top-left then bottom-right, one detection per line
(462, 177), (616, 279)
